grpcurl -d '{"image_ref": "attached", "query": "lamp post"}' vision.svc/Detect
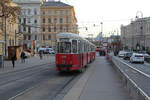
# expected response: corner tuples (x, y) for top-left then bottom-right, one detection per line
(136, 11), (145, 50)
(100, 22), (103, 36)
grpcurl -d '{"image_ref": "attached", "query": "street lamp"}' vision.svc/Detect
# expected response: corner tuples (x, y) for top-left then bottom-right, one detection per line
(100, 22), (103, 36)
(136, 11), (145, 50)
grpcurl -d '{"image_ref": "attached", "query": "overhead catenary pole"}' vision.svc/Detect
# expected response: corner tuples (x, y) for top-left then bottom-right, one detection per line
(4, 16), (7, 57)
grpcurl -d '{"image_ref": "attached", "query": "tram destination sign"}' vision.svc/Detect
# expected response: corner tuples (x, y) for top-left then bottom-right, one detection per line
(60, 38), (69, 42)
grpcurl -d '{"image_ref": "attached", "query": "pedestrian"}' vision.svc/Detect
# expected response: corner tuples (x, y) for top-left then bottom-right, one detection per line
(39, 51), (43, 60)
(20, 51), (25, 63)
(11, 52), (16, 68)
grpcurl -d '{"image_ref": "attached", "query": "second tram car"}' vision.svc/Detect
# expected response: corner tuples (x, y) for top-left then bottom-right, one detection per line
(56, 33), (96, 72)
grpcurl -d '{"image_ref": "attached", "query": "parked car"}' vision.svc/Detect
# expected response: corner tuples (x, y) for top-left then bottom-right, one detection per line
(123, 52), (133, 60)
(118, 51), (126, 58)
(139, 51), (150, 60)
(38, 47), (54, 54)
(49, 49), (55, 54)
(130, 53), (144, 64)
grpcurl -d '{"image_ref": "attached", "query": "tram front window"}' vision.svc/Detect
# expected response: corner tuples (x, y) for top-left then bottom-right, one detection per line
(58, 42), (71, 53)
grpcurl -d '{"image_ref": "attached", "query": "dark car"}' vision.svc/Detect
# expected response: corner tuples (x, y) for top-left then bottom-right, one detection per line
(123, 52), (133, 60)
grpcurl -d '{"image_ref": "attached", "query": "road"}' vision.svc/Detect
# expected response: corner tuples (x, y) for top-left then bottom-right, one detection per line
(0, 60), (81, 100)
(118, 57), (150, 75)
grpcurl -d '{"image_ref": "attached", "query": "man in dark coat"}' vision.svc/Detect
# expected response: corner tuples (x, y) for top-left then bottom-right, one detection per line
(11, 53), (16, 68)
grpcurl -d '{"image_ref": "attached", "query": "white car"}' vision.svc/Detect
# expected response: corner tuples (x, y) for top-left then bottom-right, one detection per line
(49, 49), (55, 54)
(118, 51), (126, 58)
(130, 53), (144, 64)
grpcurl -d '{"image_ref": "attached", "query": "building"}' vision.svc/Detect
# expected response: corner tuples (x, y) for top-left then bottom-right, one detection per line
(0, 1), (22, 56)
(121, 17), (150, 51)
(13, 0), (41, 52)
(40, 1), (78, 48)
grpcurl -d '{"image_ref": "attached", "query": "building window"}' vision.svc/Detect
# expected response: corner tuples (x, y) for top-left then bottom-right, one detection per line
(35, 35), (37, 40)
(23, 27), (26, 32)
(48, 11), (51, 15)
(35, 28), (37, 32)
(23, 18), (26, 24)
(48, 35), (51, 40)
(28, 27), (31, 33)
(48, 27), (51, 32)
(54, 18), (57, 23)
(60, 10), (63, 16)
(66, 10), (68, 15)
(66, 17), (69, 23)
(9, 39), (11, 46)
(28, 18), (31, 23)
(34, 8), (37, 15)
(42, 11), (45, 15)
(43, 18), (45, 23)
(42, 27), (45, 32)
(48, 18), (51, 23)
(66, 26), (69, 32)
(24, 35), (26, 40)
(34, 19), (37, 24)
(60, 25), (63, 32)
(60, 18), (63, 23)
(28, 9), (31, 15)
(19, 18), (21, 23)
(43, 35), (45, 40)
(28, 35), (31, 40)
(54, 26), (56, 32)
(54, 10), (57, 16)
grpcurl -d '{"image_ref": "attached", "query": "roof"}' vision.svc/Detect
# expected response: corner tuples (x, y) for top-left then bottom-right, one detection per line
(41, 1), (72, 7)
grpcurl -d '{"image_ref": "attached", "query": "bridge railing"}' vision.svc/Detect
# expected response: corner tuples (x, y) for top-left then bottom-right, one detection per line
(111, 56), (150, 100)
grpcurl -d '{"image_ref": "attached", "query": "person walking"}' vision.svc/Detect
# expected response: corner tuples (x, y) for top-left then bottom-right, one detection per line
(20, 51), (25, 63)
(39, 51), (43, 60)
(11, 52), (16, 68)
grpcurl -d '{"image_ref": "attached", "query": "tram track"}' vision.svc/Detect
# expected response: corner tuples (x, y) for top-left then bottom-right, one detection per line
(0, 62), (54, 77)
(0, 63), (55, 86)
(0, 63), (57, 100)
(0, 65), (53, 87)
(8, 71), (83, 100)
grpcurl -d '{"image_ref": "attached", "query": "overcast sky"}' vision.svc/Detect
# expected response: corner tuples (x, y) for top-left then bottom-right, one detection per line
(60, 0), (150, 37)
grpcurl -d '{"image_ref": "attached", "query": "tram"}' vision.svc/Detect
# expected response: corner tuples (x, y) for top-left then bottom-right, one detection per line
(56, 33), (96, 72)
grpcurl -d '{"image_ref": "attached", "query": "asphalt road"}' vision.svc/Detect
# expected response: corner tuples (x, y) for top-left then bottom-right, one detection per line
(0, 62), (80, 100)
(117, 57), (150, 97)
(119, 57), (150, 75)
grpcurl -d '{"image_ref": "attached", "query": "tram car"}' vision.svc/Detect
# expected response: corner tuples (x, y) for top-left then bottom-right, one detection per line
(56, 33), (96, 72)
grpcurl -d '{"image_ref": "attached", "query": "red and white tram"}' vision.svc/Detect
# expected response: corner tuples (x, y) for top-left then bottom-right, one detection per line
(56, 33), (96, 72)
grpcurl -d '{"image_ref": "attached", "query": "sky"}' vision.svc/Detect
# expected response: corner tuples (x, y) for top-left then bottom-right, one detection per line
(59, 0), (150, 38)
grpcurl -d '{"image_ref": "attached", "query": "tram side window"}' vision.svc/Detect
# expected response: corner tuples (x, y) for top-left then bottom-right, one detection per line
(78, 41), (81, 53)
(58, 42), (71, 53)
(72, 40), (77, 53)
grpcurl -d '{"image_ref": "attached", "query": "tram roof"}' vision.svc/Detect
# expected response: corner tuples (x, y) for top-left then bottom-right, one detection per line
(56, 33), (83, 40)
(56, 33), (96, 46)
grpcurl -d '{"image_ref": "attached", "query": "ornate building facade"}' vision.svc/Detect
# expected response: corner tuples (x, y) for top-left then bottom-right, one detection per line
(0, 1), (22, 56)
(40, 1), (78, 48)
(121, 17), (150, 51)
(13, 0), (41, 52)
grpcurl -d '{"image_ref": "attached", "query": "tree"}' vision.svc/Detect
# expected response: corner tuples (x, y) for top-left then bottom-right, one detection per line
(0, 0), (20, 30)
(0, 0), (20, 56)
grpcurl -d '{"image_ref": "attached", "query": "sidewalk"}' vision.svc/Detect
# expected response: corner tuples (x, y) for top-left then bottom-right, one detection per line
(0, 54), (55, 74)
(63, 56), (132, 100)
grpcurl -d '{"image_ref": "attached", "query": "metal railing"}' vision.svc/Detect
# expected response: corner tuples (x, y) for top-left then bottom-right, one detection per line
(112, 56), (150, 100)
